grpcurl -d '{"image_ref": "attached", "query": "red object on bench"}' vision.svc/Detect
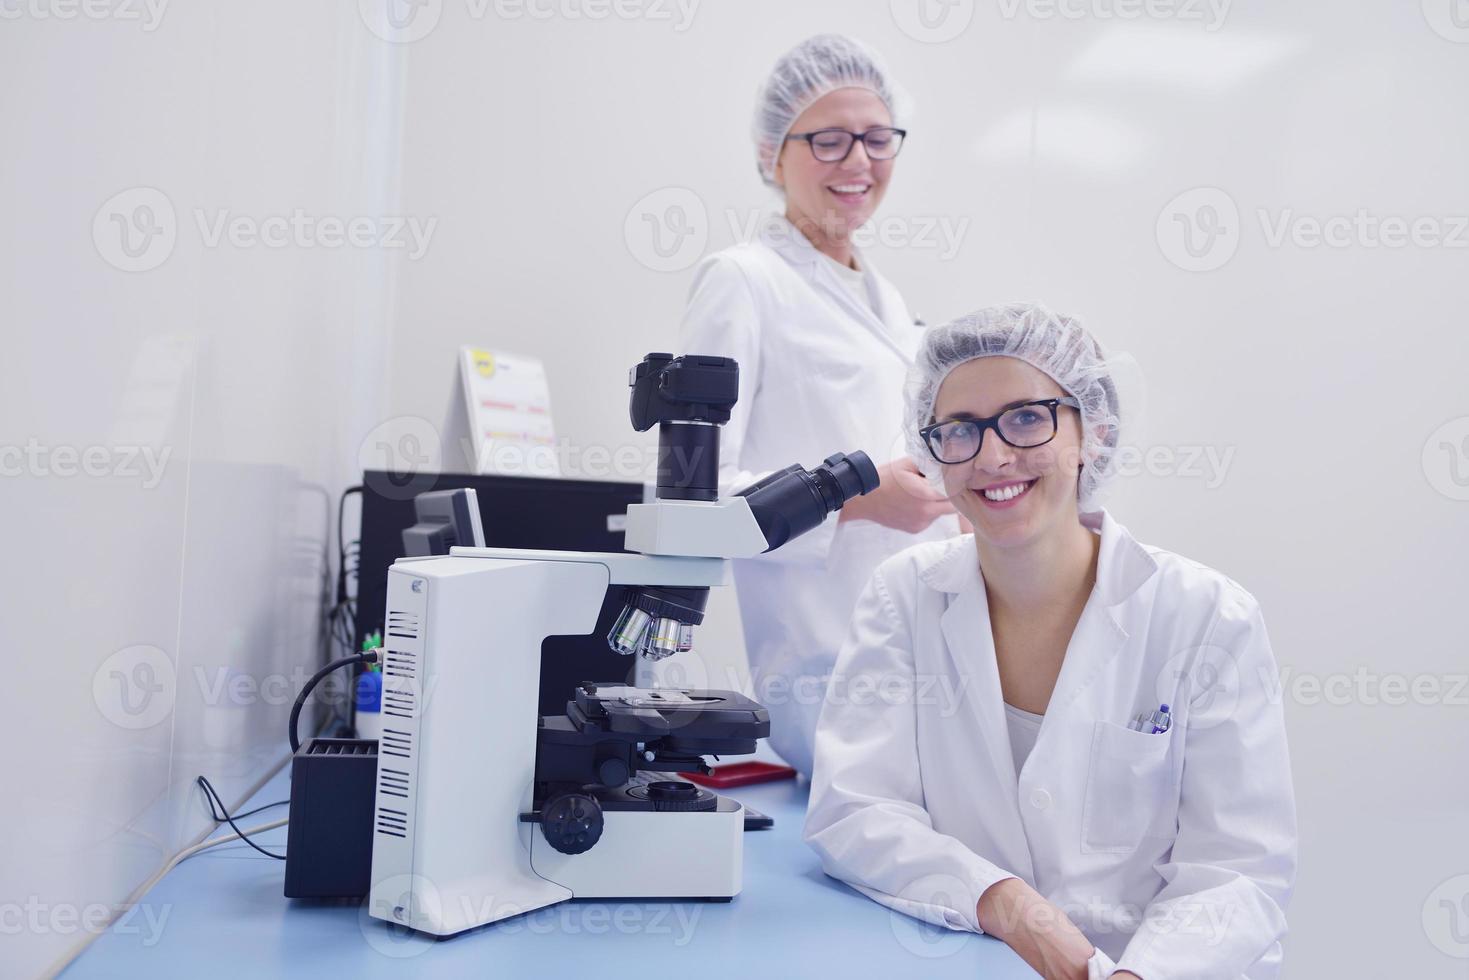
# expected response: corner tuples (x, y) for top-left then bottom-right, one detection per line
(684, 761), (797, 789)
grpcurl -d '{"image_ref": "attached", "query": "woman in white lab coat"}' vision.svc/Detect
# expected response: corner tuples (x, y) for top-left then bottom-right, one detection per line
(804, 304), (1297, 979)
(678, 35), (958, 775)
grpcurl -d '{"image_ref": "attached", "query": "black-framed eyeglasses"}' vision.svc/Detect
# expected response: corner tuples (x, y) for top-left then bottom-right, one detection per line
(784, 127), (907, 164)
(919, 397), (1081, 465)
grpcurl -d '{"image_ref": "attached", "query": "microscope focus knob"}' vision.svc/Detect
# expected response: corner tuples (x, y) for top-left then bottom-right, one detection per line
(597, 757), (631, 787)
(541, 792), (604, 855)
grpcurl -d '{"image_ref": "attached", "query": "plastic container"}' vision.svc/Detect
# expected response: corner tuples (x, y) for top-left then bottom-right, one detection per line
(354, 668), (383, 741)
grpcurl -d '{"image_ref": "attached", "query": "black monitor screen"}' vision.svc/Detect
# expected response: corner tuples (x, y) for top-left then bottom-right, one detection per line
(356, 471), (647, 716)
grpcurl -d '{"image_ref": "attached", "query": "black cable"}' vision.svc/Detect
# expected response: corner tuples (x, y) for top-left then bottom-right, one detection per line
(289, 651), (378, 753)
(195, 776), (286, 860)
(201, 792), (289, 823)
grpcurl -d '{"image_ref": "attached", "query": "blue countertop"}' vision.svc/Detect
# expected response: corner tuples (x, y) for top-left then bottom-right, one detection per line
(65, 765), (1034, 978)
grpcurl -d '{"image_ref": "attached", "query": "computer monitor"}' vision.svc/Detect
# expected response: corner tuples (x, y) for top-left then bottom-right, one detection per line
(401, 488), (486, 556)
(356, 471), (648, 716)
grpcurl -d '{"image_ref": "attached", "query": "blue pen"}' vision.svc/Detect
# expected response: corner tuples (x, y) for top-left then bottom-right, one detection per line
(1150, 703), (1172, 734)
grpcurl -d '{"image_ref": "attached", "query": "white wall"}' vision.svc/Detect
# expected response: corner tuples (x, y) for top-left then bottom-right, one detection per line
(1, 5), (403, 977)
(381, 1), (1469, 976)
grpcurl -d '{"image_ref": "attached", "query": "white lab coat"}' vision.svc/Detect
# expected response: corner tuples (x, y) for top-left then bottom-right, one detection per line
(677, 214), (957, 776)
(804, 511), (1297, 979)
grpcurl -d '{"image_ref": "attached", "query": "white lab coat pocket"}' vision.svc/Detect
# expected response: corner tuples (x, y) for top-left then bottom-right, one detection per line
(1081, 720), (1177, 854)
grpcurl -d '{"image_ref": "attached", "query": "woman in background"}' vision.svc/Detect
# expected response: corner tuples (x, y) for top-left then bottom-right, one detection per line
(678, 34), (959, 776)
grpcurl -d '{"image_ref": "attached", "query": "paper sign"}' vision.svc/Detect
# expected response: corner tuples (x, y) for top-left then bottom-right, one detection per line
(457, 347), (558, 476)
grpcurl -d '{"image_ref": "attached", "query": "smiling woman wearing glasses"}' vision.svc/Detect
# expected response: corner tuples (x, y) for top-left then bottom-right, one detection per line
(804, 304), (1299, 979)
(677, 34), (960, 777)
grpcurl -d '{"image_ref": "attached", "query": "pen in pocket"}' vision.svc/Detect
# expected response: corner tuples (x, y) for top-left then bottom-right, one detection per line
(1129, 703), (1171, 733)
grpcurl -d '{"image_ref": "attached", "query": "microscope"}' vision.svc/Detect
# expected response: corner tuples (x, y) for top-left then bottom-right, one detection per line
(367, 353), (878, 937)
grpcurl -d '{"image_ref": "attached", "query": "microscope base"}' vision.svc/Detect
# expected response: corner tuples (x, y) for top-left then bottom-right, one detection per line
(530, 796), (744, 899)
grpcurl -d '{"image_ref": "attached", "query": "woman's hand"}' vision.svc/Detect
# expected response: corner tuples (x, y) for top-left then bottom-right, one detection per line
(838, 456), (955, 533)
(977, 878), (1096, 980)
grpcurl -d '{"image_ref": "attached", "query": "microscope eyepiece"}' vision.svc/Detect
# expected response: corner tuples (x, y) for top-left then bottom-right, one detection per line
(733, 451), (880, 553)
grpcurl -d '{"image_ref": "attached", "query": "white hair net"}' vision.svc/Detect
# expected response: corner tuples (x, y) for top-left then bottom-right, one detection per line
(752, 34), (910, 187)
(905, 303), (1133, 512)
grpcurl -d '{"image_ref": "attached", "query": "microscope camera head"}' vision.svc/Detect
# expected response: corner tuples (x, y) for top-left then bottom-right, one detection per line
(607, 354), (879, 662)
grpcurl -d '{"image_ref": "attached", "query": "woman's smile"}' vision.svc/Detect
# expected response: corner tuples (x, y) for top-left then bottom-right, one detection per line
(973, 477), (1038, 509)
